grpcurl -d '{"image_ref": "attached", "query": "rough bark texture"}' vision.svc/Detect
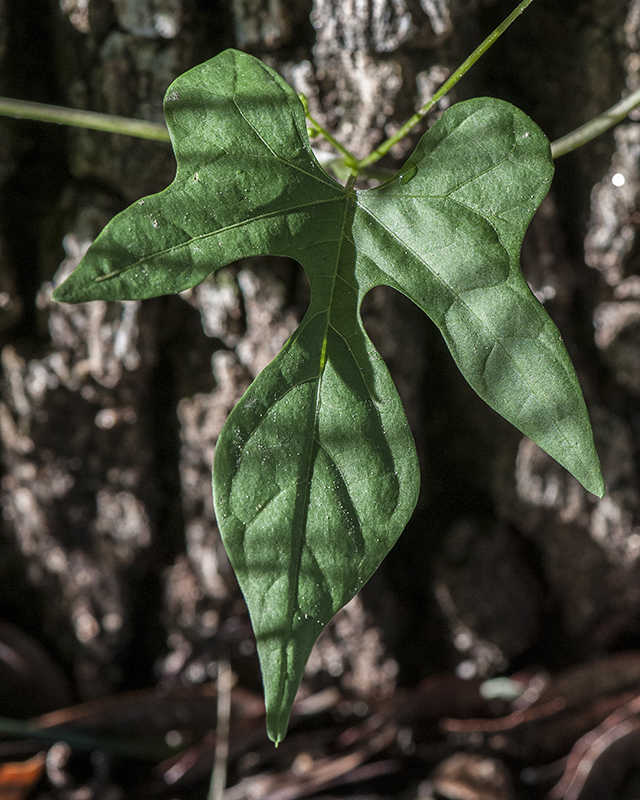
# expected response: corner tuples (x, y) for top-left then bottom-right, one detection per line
(2, 0), (640, 797)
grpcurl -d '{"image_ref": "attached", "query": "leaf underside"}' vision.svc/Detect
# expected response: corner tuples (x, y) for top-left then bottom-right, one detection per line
(53, 49), (605, 743)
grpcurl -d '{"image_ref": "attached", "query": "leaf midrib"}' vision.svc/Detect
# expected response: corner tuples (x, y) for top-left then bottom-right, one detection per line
(271, 189), (355, 715)
(227, 55), (339, 192)
(94, 196), (344, 284)
(228, 100), (338, 191)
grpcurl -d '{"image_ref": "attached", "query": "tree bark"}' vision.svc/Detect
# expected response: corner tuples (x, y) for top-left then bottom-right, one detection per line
(1, 0), (640, 784)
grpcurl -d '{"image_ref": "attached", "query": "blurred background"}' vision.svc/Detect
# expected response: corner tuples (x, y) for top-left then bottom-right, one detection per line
(1, 0), (640, 797)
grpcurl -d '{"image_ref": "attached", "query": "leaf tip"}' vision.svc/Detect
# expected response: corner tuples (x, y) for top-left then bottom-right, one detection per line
(266, 705), (290, 746)
(573, 457), (605, 498)
(588, 473), (606, 499)
(52, 272), (93, 304)
(267, 724), (285, 747)
(51, 282), (71, 304)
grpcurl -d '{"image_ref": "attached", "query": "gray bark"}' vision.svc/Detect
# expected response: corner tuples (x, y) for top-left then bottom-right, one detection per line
(1, 0), (640, 780)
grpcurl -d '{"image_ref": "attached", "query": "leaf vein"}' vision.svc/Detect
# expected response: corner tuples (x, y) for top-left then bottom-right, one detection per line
(94, 197), (344, 283)
(229, 96), (338, 190)
(357, 202), (582, 460)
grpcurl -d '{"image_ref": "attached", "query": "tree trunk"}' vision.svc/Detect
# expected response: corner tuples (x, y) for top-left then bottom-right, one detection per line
(1, 0), (640, 795)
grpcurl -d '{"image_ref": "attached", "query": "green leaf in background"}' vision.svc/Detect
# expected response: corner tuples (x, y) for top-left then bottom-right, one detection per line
(53, 49), (605, 744)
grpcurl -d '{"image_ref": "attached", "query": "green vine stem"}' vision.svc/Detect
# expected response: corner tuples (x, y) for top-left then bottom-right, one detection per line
(550, 84), (640, 158)
(0, 97), (170, 142)
(3, 29), (640, 169)
(298, 93), (359, 171)
(356, 0), (535, 170)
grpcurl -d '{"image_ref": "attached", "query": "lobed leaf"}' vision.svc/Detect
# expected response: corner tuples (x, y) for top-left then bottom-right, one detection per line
(53, 49), (605, 744)
(356, 99), (603, 497)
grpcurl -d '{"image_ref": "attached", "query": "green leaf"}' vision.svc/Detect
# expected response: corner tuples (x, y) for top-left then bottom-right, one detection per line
(356, 101), (603, 498)
(53, 49), (605, 744)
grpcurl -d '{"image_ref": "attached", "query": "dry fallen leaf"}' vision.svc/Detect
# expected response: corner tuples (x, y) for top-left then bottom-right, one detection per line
(0, 753), (45, 800)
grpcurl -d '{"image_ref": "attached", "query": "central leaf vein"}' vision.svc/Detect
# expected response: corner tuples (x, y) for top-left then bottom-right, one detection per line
(94, 197), (344, 283)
